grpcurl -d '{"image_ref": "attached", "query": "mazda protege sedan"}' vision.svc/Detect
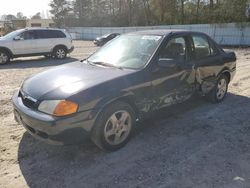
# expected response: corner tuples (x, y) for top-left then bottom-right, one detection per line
(12, 30), (236, 151)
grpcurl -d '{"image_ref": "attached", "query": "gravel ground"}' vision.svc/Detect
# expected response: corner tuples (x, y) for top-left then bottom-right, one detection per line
(1, 41), (250, 188)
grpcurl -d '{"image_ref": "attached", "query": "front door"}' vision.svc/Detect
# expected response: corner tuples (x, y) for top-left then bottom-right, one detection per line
(151, 35), (196, 110)
(12, 30), (38, 55)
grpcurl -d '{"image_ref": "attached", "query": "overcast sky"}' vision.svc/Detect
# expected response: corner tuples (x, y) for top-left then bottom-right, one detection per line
(0, 0), (52, 18)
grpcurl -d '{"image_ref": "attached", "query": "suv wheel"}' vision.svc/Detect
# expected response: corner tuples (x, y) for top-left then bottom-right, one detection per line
(53, 47), (67, 59)
(0, 50), (10, 65)
(91, 101), (136, 151)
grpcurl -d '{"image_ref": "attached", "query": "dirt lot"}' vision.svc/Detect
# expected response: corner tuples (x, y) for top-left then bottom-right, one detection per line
(1, 41), (250, 188)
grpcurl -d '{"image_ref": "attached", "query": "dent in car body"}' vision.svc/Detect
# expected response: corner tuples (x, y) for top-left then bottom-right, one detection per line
(195, 52), (236, 94)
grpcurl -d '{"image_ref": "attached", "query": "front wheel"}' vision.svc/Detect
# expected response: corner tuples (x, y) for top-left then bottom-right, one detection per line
(0, 50), (10, 65)
(207, 74), (229, 103)
(91, 101), (136, 151)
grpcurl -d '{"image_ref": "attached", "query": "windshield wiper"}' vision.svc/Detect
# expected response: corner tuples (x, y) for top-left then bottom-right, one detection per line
(88, 60), (123, 69)
(80, 58), (86, 62)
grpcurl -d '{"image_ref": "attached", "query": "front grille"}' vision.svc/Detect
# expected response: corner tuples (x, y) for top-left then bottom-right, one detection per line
(19, 91), (37, 109)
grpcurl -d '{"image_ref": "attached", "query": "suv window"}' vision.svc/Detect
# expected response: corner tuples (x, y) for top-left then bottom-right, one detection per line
(49, 30), (66, 38)
(35, 30), (48, 39)
(192, 35), (216, 59)
(35, 30), (66, 39)
(160, 37), (186, 62)
(19, 31), (36, 40)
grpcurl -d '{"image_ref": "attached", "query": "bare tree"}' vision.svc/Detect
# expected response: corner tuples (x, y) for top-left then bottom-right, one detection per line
(31, 12), (42, 19)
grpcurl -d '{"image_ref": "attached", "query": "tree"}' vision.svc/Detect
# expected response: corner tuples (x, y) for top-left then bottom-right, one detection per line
(2, 14), (17, 21)
(50, 0), (72, 27)
(31, 12), (42, 19)
(16, 12), (27, 20)
(60, 0), (249, 27)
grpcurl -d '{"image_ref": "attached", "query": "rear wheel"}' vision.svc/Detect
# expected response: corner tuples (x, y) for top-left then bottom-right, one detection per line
(91, 101), (136, 151)
(53, 47), (67, 59)
(0, 50), (10, 65)
(207, 74), (229, 103)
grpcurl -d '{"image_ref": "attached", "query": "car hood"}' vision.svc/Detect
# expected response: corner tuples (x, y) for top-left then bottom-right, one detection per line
(22, 61), (135, 100)
(0, 38), (9, 42)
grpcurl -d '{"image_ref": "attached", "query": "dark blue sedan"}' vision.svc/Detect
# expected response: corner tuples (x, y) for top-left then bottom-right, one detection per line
(12, 30), (236, 151)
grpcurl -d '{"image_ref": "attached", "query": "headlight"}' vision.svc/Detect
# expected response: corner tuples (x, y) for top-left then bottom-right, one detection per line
(38, 100), (78, 116)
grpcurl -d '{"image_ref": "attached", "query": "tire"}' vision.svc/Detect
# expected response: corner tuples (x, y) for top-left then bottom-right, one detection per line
(207, 74), (229, 103)
(0, 50), (10, 65)
(91, 101), (136, 151)
(53, 47), (67, 59)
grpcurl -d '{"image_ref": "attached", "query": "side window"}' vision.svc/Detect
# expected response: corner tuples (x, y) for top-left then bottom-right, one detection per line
(36, 30), (50, 39)
(192, 35), (216, 59)
(57, 31), (66, 38)
(160, 37), (186, 62)
(19, 31), (36, 40)
(50, 30), (66, 38)
(35, 30), (66, 39)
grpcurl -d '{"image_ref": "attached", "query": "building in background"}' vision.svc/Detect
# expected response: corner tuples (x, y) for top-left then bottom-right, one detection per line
(0, 18), (55, 35)
(0, 19), (26, 35)
(26, 19), (55, 28)
(11, 19), (26, 29)
(0, 21), (4, 36)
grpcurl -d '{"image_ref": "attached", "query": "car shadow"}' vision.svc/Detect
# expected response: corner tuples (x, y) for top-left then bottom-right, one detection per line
(0, 56), (79, 69)
(18, 93), (250, 187)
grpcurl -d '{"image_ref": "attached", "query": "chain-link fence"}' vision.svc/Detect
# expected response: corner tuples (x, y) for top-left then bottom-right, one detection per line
(68, 23), (250, 46)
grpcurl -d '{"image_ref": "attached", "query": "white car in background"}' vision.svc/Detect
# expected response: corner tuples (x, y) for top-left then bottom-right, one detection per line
(0, 28), (74, 65)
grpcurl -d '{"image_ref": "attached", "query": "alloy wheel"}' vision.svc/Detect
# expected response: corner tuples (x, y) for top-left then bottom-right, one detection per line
(0, 52), (8, 64)
(104, 110), (132, 145)
(216, 78), (227, 100)
(56, 49), (66, 59)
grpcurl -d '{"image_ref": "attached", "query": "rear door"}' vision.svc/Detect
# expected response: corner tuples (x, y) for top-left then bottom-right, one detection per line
(52, 30), (68, 49)
(34, 30), (52, 53)
(190, 34), (223, 93)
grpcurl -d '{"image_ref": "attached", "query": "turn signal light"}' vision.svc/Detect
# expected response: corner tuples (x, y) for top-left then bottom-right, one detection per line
(53, 100), (78, 116)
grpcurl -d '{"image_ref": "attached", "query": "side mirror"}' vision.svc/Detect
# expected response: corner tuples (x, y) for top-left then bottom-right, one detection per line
(13, 36), (22, 41)
(158, 58), (179, 68)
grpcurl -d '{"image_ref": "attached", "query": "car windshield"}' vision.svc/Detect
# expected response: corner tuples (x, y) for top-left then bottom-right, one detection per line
(2, 29), (23, 40)
(88, 34), (162, 69)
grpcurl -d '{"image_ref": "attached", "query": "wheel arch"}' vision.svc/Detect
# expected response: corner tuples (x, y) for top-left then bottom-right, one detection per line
(219, 68), (231, 83)
(90, 94), (140, 132)
(51, 44), (68, 53)
(0, 47), (13, 58)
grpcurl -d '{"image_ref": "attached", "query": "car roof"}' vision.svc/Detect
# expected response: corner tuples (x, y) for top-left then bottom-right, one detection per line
(24, 27), (65, 31)
(127, 29), (206, 36)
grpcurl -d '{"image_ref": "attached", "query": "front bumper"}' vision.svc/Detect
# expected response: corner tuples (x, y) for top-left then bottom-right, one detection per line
(12, 91), (96, 145)
(68, 46), (74, 53)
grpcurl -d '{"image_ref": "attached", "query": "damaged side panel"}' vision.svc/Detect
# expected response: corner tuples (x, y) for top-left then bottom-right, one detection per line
(151, 65), (196, 110)
(195, 61), (236, 95)
(196, 65), (221, 94)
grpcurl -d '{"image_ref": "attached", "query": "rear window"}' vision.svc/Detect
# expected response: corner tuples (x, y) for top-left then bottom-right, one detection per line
(192, 35), (216, 59)
(36, 30), (66, 39)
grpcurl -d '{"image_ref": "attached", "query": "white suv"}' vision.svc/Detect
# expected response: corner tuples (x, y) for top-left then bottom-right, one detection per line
(0, 28), (74, 64)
